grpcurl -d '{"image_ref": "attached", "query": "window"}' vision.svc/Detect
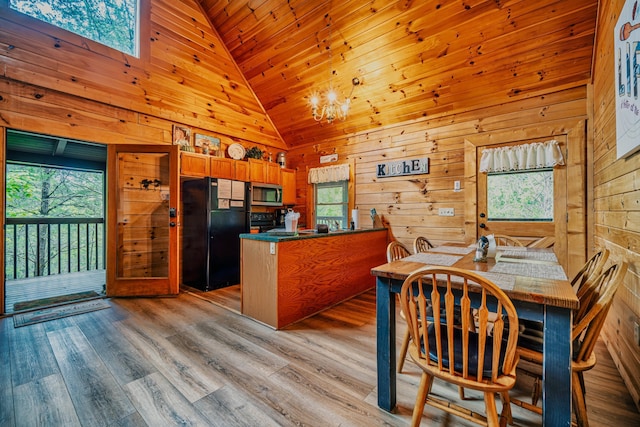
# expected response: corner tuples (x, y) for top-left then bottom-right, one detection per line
(9, 0), (139, 56)
(487, 169), (554, 221)
(315, 181), (348, 229)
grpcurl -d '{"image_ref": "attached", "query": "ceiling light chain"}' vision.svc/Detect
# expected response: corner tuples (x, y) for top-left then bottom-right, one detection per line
(309, 6), (359, 124)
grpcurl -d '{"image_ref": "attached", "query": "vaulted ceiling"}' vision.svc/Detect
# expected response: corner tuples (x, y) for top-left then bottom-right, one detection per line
(199, 0), (598, 149)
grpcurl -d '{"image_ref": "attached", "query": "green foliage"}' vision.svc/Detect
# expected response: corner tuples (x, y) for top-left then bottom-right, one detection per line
(6, 164), (104, 218)
(245, 146), (263, 159)
(315, 181), (348, 227)
(10, 0), (138, 55)
(487, 170), (553, 220)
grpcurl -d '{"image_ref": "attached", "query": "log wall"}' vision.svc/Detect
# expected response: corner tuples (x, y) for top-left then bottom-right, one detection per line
(592, 0), (640, 410)
(288, 87), (589, 278)
(0, 0), (285, 151)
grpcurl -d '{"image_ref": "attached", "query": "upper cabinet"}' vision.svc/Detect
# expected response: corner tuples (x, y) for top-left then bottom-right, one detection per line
(180, 152), (209, 177)
(180, 152), (281, 185)
(210, 157), (234, 180)
(281, 169), (296, 206)
(248, 158), (281, 184)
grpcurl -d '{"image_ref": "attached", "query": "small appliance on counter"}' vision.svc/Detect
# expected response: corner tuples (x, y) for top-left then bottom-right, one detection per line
(274, 207), (287, 227)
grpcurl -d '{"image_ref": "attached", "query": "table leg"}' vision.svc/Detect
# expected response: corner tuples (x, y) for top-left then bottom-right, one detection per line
(542, 305), (572, 426)
(376, 277), (396, 411)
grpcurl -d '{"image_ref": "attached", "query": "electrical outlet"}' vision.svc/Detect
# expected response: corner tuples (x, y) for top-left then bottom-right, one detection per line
(269, 242), (276, 255)
(634, 321), (640, 346)
(454, 181), (461, 191)
(438, 208), (455, 216)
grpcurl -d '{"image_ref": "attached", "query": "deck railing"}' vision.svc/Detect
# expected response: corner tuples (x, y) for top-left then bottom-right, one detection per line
(5, 217), (105, 280)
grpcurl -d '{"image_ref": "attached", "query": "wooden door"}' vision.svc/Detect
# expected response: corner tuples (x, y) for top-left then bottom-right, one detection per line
(476, 138), (568, 267)
(106, 145), (179, 296)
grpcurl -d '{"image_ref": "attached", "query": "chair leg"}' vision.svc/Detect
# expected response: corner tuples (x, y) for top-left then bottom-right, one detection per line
(499, 391), (514, 426)
(572, 371), (589, 427)
(398, 327), (410, 373)
(531, 375), (542, 406)
(483, 391), (499, 427)
(411, 372), (433, 427)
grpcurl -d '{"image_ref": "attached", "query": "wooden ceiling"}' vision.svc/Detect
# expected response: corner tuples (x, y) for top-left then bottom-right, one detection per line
(199, 0), (598, 149)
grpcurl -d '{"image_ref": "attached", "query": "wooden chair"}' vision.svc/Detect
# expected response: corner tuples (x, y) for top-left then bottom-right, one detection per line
(492, 234), (524, 247)
(386, 241), (413, 373)
(513, 262), (628, 427)
(387, 241), (411, 262)
(527, 236), (555, 248)
(400, 266), (519, 427)
(518, 249), (610, 359)
(413, 236), (434, 253)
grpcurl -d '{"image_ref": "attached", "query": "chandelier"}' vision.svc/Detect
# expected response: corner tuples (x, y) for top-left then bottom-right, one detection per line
(309, 9), (359, 124)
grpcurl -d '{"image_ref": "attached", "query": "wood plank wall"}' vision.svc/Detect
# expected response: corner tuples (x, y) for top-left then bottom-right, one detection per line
(592, 0), (640, 410)
(0, 0), (285, 152)
(287, 86), (588, 278)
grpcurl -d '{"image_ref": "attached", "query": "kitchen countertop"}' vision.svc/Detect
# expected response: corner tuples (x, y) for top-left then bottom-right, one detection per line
(240, 227), (387, 242)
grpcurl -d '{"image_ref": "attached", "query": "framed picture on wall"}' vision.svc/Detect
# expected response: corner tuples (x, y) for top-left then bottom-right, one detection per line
(615, 0), (640, 158)
(194, 134), (221, 156)
(172, 125), (191, 147)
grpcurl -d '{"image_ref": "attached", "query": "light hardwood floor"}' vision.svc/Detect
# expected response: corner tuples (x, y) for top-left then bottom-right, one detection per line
(0, 288), (638, 426)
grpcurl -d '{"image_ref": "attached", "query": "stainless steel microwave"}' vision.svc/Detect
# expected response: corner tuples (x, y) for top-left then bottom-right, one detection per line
(250, 183), (283, 206)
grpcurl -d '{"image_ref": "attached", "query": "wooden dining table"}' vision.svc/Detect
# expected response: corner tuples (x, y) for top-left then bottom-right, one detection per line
(371, 244), (579, 426)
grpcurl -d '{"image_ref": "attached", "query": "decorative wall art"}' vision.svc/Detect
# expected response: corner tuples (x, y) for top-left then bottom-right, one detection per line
(615, 0), (640, 158)
(194, 134), (221, 155)
(172, 125), (191, 146)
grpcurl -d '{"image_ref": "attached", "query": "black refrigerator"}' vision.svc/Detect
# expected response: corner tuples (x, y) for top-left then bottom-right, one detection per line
(181, 177), (249, 291)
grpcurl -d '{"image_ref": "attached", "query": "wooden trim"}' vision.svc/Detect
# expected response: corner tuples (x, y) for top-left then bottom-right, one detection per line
(0, 126), (5, 315)
(464, 118), (587, 278)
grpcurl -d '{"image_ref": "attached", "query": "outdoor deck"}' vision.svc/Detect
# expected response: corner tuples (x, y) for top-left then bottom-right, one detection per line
(5, 269), (106, 313)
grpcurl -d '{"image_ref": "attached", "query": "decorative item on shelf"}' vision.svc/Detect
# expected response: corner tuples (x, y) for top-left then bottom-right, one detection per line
(227, 143), (246, 160)
(180, 145), (195, 152)
(195, 134), (220, 156)
(172, 125), (191, 147)
(245, 146), (263, 160)
(276, 152), (286, 168)
(308, 3), (360, 124)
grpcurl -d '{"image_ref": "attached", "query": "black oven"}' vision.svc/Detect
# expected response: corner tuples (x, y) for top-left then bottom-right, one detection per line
(250, 212), (277, 232)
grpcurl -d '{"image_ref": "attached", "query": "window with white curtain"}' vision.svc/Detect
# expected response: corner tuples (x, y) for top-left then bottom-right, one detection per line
(481, 140), (563, 221)
(309, 164), (350, 229)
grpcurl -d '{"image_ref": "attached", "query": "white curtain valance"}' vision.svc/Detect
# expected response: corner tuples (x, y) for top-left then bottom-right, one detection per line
(479, 140), (565, 173)
(308, 164), (350, 184)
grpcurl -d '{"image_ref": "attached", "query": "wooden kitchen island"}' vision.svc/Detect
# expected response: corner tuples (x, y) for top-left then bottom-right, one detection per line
(240, 228), (388, 329)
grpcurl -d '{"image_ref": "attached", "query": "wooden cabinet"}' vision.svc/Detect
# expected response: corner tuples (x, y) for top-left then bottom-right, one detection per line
(180, 152), (209, 177)
(210, 157), (234, 180)
(181, 152), (251, 181)
(241, 229), (388, 329)
(249, 158), (282, 184)
(248, 158), (265, 183)
(235, 160), (250, 181)
(266, 162), (281, 184)
(281, 169), (296, 205)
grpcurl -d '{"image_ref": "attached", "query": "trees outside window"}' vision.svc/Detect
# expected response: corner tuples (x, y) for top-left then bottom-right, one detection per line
(315, 181), (348, 229)
(487, 169), (554, 221)
(9, 0), (139, 56)
(6, 163), (105, 279)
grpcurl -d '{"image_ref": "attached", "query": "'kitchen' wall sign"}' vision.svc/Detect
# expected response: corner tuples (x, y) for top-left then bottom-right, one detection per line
(376, 158), (429, 178)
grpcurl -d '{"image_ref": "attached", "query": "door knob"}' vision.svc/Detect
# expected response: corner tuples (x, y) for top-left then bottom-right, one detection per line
(170, 222), (176, 227)
(479, 223), (486, 229)
(479, 212), (486, 218)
